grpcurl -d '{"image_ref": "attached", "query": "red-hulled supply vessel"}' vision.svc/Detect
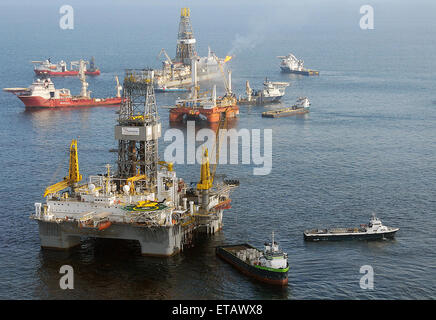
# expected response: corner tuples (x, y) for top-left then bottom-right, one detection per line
(4, 61), (122, 109)
(32, 57), (101, 76)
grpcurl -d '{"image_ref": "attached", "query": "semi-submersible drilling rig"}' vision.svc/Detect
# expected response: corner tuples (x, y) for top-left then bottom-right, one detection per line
(32, 69), (238, 256)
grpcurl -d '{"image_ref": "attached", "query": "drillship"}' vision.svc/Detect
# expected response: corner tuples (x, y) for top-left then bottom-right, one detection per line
(238, 78), (289, 105)
(4, 60), (122, 108)
(153, 8), (232, 91)
(277, 53), (319, 75)
(31, 69), (238, 256)
(32, 57), (101, 76)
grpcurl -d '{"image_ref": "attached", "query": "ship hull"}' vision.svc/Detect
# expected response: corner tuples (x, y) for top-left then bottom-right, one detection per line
(216, 245), (288, 286)
(304, 229), (398, 241)
(18, 95), (122, 108)
(238, 95), (283, 106)
(280, 66), (319, 76)
(34, 69), (101, 76)
(155, 87), (189, 93)
(169, 105), (239, 123)
(262, 108), (309, 118)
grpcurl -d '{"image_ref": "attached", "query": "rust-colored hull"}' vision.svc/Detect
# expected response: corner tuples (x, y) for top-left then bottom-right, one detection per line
(169, 105), (239, 123)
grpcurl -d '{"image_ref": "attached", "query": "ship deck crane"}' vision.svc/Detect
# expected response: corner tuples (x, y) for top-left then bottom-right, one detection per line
(158, 48), (173, 65)
(44, 139), (82, 197)
(197, 105), (229, 190)
(212, 53), (233, 96)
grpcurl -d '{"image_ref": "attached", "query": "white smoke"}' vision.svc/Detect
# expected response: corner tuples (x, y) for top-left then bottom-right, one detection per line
(228, 33), (265, 56)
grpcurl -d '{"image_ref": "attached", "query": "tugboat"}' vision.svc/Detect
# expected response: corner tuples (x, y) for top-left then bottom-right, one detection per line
(262, 97), (310, 118)
(4, 61), (121, 108)
(216, 232), (289, 285)
(32, 57), (101, 76)
(304, 215), (399, 241)
(277, 53), (319, 75)
(238, 79), (289, 105)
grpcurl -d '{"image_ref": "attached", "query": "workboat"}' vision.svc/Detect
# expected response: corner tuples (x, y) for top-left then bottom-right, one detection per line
(238, 79), (289, 105)
(216, 232), (289, 285)
(277, 53), (319, 75)
(4, 61), (122, 109)
(262, 97), (310, 118)
(32, 57), (101, 76)
(304, 215), (399, 241)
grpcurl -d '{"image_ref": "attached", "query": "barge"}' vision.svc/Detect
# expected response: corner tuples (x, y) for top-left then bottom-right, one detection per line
(262, 97), (310, 118)
(304, 215), (399, 241)
(216, 232), (289, 285)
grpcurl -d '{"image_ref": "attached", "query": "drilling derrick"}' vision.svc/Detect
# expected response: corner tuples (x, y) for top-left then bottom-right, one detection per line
(175, 7), (197, 65)
(115, 69), (161, 191)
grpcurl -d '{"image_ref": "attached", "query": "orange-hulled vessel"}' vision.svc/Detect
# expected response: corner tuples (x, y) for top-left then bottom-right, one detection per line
(4, 62), (122, 109)
(169, 59), (239, 123)
(169, 91), (239, 123)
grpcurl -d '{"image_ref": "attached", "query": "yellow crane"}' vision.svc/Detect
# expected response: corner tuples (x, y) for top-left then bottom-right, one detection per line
(197, 110), (228, 190)
(126, 174), (148, 195)
(158, 161), (174, 172)
(44, 139), (82, 197)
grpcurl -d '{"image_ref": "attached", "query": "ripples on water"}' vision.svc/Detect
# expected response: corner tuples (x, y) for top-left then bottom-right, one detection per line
(0, 2), (436, 299)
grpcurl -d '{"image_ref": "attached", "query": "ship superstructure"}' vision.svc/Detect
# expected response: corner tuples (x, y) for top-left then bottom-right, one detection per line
(277, 53), (319, 76)
(31, 69), (238, 256)
(153, 8), (231, 90)
(32, 57), (101, 76)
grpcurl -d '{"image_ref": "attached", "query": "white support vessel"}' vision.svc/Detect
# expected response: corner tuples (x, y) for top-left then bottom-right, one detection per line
(304, 215), (399, 241)
(238, 78), (289, 105)
(277, 53), (319, 75)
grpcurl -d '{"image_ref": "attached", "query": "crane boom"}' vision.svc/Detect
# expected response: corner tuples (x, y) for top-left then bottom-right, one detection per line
(44, 139), (82, 197)
(158, 48), (173, 64)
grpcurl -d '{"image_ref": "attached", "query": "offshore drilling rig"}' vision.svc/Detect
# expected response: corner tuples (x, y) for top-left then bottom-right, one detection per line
(154, 7), (232, 91)
(31, 69), (238, 256)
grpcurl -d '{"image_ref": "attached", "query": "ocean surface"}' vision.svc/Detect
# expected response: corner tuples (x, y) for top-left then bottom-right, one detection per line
(0, 0), (435, 299)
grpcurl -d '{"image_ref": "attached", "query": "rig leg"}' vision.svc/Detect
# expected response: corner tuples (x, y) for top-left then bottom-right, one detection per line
(138, 225), (182, 257)
(37, 221), (81, 250)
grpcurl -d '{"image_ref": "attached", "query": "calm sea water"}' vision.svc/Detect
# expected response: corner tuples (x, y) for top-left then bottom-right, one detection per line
(0, 1), (435, 299)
